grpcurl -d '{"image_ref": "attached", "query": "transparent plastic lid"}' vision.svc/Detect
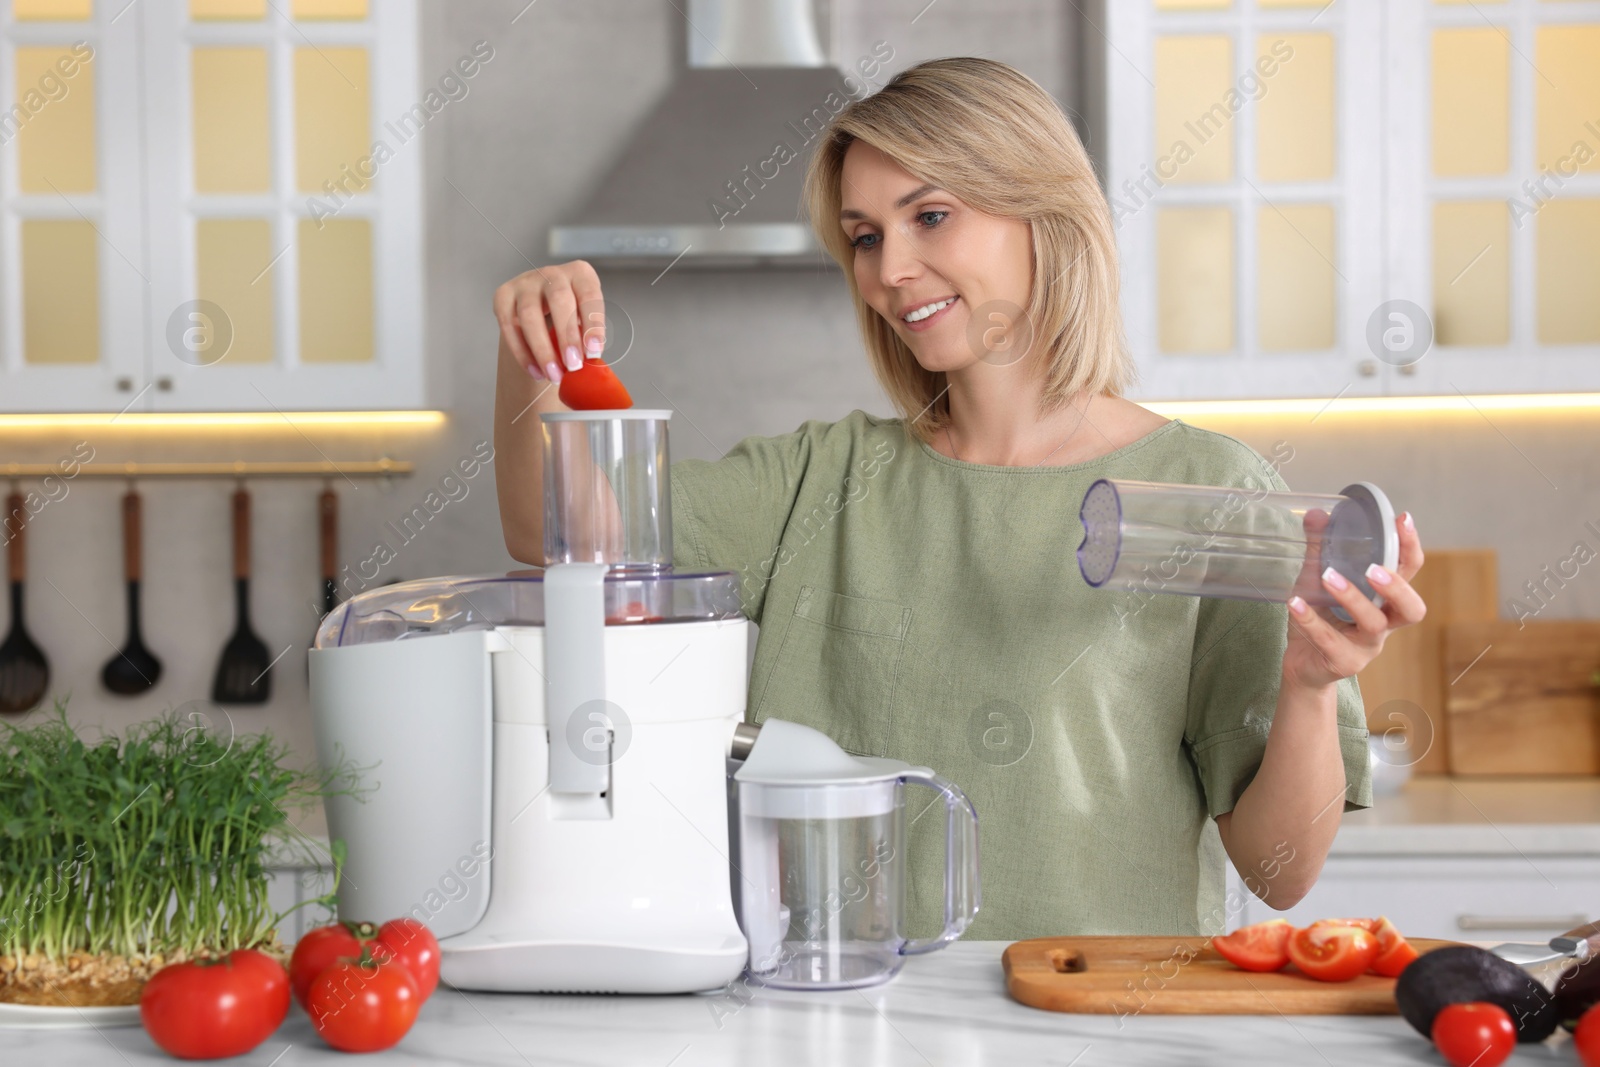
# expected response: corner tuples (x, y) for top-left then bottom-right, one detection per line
(314, 570), (742, 649)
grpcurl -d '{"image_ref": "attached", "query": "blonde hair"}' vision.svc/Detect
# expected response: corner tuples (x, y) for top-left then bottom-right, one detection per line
(801, 57), (1137, 442)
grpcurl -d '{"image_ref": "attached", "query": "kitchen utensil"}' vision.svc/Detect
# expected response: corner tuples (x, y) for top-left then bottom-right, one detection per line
(306, 487), (337, 682)
(211, 487), (271, 704)
(1355, 548), (1498, 775)
(1489, 920), (1600, 968)
(101, 489), (163, 695)
(1003, 935), (1460, 1015)
(0, 491), (50, 714)
(318, 487), (338, 617)
(1077, 479), (1398, 623)
(732, 718), (980, 989)
(1445, 619), (1600, 775)
(308, 409), (983, 995)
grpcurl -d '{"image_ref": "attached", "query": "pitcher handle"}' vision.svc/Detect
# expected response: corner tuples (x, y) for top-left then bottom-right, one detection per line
(898, 767), (981, 956)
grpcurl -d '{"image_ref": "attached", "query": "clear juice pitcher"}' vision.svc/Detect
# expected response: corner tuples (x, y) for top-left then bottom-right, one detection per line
(1076, 478), (1398, 622)
(731, 720), (980, 990)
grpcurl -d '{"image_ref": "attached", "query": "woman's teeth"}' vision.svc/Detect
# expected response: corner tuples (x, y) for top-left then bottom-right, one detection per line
(903, 297), (955, 323)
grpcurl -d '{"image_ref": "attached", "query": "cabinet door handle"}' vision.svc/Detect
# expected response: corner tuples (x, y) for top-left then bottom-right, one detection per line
(1457, 913), (1589, 932)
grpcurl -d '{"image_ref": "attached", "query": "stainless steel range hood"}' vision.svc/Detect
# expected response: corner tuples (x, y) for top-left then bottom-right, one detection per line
(548, 0), (855, 269)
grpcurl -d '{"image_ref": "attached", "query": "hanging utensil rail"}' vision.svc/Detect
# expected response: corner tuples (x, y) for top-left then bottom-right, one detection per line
(1, 460), (413, 480)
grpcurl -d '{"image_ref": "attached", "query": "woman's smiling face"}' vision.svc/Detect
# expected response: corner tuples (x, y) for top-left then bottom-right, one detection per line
(839, 140), (1034, 374)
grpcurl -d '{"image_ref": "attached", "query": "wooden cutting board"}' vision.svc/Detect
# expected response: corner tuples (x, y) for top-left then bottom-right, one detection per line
(1445, 619), (1600, 775)
(1003, 935), (1460, 1015)
(1355, 548), (1499, 775)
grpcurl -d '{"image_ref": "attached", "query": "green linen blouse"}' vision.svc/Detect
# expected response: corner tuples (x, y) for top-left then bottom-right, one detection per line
(669, 409), (1373, 940)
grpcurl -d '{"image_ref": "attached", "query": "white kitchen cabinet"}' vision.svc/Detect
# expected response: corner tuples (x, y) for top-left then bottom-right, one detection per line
(1105, 0), (1600, 402)
(0, 0), (425, 413)
(1235, 855), (1600, 944)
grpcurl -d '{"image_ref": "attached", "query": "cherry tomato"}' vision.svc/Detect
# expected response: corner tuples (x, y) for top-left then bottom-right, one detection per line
(558, 358), (633, 410)
(1212, 919), (1294, 972)
(1576, 1002), (1600, 1066)
(1431, 1001), (1516, 1067)
(307, 953), (421, 1053)
(290, 921), (372, 1010)
(1286, 921), (1380, 982)
(371, 918), (441, 1001)
(140, 949), (290, 1060)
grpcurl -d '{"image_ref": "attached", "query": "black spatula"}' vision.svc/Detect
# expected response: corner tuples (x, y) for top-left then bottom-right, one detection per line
(102, 488), (163, 695)
(212, 487), (272, 704)
(0, 491), (50, 714)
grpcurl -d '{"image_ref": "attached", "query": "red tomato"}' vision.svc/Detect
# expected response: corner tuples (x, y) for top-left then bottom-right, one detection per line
(289, 921), (374, 1009)
(606, 599), (666, 624)
(1431, 1002), (1516, 1067)
(1309, 916), (1419, 977)
(307, 954), (421, 1053)
(558, 358), (633, 410)
(1576, 1003), (1600, 1067)
(1366, 917), (1420, 977)
(1285, 921), (1380, 982)
(140, 949), (290, 1060)
(1212, 919), (1294, 972)
(371, 918), (441, 1001)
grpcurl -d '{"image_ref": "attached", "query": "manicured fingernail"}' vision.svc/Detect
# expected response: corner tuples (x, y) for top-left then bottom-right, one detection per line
(1321, 566), (1349, 591)
(1288, 596), (1308, 616)
(564, 345), (581, 371)
(1365, 563), (1392, 586)
(584, 333), (604, 355)
(1403, 511), (1415, 531)
(526, 360), (544, 380)
(546, 360), (563, 383)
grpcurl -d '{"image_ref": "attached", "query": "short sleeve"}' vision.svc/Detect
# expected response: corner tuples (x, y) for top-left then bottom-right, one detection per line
(670, 423), (815, 624)
(1181, 453), (1373, 820)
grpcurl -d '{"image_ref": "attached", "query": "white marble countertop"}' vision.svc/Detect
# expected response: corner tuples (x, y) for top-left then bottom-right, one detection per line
(263, 779), (1600, 871)
(4, 940), (1553, 1066)
(1335, 777), (1600, 855)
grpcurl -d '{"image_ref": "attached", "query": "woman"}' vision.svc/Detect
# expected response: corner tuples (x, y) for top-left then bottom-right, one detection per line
(493, 58), (1426, 940)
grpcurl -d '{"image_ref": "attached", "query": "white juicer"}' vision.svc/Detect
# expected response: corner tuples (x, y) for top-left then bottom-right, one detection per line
(308, 409), (980, 994)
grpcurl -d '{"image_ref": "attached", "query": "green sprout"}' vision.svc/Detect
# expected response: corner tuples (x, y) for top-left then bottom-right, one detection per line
(0, 700), (361, 962)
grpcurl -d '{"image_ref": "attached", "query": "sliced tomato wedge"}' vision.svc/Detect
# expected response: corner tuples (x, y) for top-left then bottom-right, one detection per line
(1307, 916), (1419, 977)
(1212, 919), (1295, 972)
(1286, 920), (1380, 982)
(1367, 916), (1420, 977)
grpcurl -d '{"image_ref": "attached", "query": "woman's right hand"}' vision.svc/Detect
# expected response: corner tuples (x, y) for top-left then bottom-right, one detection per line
(493, 259), (607, 384)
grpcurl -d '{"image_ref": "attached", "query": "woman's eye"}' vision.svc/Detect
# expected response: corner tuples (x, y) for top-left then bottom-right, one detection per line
(848, 212), (948, 252)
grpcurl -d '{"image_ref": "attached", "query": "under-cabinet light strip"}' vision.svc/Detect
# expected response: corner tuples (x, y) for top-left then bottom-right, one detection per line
(1142, 393), (1600, 417)
(0, 411), (447, 429)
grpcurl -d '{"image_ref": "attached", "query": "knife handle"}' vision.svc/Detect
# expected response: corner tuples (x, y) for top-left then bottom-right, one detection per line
(1558, 920), (1600, 958)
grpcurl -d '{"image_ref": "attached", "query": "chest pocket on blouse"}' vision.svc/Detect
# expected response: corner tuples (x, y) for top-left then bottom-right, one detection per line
(754, 585), (911, 757)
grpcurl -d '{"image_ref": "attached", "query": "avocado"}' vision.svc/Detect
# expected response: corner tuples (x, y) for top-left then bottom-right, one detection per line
(1394, 945), (1557, 1043)
(1554, 954), (1600, 1031)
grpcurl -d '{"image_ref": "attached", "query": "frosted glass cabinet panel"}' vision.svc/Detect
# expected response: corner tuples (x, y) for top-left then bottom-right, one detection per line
(1108, 1), (1382, 400)
(1109, 0), (1600, 400)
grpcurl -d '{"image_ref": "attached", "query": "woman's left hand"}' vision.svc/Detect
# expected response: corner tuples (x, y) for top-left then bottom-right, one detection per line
(1281, 510), (1427, 691)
